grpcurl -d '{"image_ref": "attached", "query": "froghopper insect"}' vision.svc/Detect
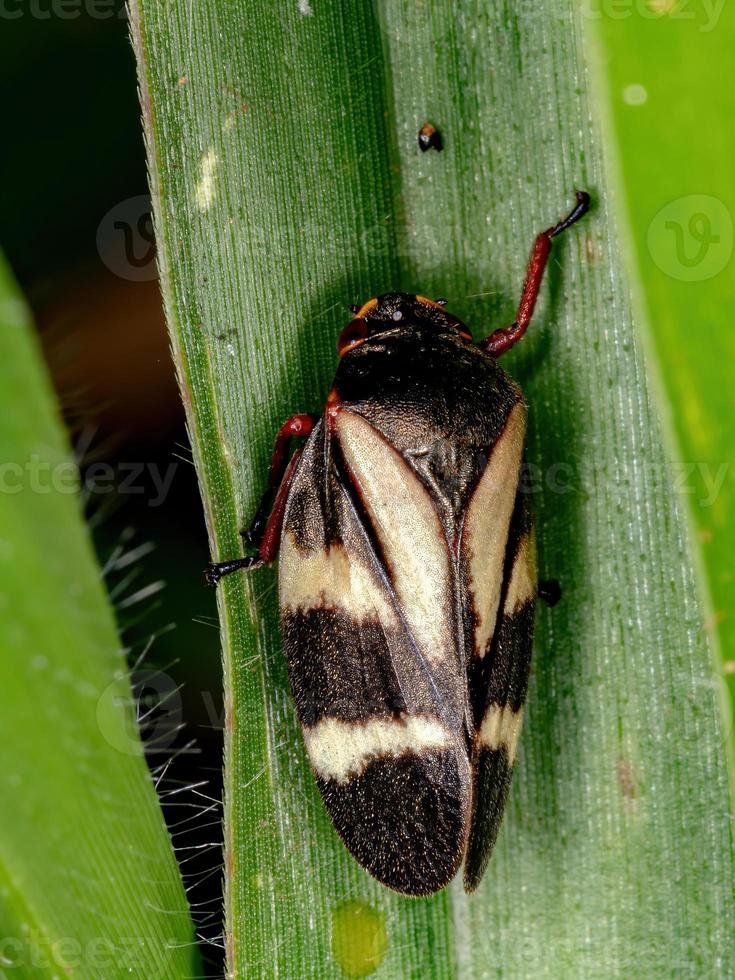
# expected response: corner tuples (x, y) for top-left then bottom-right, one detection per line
(207, 190), (591, 895)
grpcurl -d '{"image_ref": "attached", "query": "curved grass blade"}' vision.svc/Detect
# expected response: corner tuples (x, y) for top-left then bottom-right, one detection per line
(0, 255), (198, 978)
(586, 5), (735, 713)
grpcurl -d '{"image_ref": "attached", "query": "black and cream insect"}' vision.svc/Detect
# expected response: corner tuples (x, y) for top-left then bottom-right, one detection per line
(207, 191), (591, 896)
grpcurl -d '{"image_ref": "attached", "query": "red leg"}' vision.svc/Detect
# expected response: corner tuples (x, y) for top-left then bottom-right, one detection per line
(482, 191), (590, 357)
(205, 414), (315, 585)
(256, 447), (305, 564)
(243, 413), (316, 548)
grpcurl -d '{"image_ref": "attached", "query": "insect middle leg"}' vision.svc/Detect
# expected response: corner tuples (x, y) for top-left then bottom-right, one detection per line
(205, 413), (316, 585)
(482, 190), (590, 357)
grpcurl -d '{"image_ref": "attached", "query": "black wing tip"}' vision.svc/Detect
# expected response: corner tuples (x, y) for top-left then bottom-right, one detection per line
(340, 832), (465, 899)
(317, 751), (470, 897)
(462, 745), (514, 892)
(375, 860), (461, 898)
(462, 840), (494, 894)
(462, 865), (483, 894)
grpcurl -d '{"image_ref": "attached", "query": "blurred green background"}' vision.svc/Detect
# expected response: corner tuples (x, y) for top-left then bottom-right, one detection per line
(591, 2), (735, 710)
(0, 2), (733, 977)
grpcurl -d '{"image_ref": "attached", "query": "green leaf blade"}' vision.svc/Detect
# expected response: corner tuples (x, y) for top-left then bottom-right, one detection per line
(0, 257), (198, 978)
(132, 1), (735, 976)
(586, 6), (735, 700)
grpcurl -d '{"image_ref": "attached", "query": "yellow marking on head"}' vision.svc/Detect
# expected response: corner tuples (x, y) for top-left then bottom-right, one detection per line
(415, 294), (445, 310)
(416, 295), (472, 339)
(354, 298), (378, 318)
(339, 337), (366, 357)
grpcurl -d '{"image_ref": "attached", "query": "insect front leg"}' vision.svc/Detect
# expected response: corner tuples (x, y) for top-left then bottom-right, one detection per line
(241, 413), (316, 548)
(481, 190), (590, 357)
(205, 413), (316, 585)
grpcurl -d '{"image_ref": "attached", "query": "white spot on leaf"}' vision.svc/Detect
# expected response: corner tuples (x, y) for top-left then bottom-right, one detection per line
(194, 148), (219, 211)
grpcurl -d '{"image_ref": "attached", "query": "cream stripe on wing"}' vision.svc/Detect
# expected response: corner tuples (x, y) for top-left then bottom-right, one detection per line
(304, 714), (452, 783)
(463, 403), (525, 658)
(477, 704), (525, 765)
(279, 530), (397, 627)
(336, 410), (453, 664)
(503, 528), (537, 617)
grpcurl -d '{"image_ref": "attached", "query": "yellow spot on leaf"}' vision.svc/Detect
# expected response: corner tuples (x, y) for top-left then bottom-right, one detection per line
(622, 84), (648, 107)
(331, 900), (387, 978)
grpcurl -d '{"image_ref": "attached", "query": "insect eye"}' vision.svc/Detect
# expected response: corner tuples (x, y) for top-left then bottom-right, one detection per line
(392, 310), (404, 322)
(337, 318), (369, 356)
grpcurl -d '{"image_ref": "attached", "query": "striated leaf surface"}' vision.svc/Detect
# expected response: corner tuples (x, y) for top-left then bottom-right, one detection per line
(132, 2), (735, 975)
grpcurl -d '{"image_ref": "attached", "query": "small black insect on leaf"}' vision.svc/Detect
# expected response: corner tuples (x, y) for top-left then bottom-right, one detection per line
(418, 122), (443, 153)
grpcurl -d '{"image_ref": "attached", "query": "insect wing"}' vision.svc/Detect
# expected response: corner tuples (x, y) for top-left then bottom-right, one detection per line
(279, 414), (471, 895)
(463, 477), (537, 891)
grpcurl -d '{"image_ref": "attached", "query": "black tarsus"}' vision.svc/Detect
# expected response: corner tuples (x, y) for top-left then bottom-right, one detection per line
(205, 413), (316, 586)
(205, 555), (264, 586)
(549, 190), (591, 238)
